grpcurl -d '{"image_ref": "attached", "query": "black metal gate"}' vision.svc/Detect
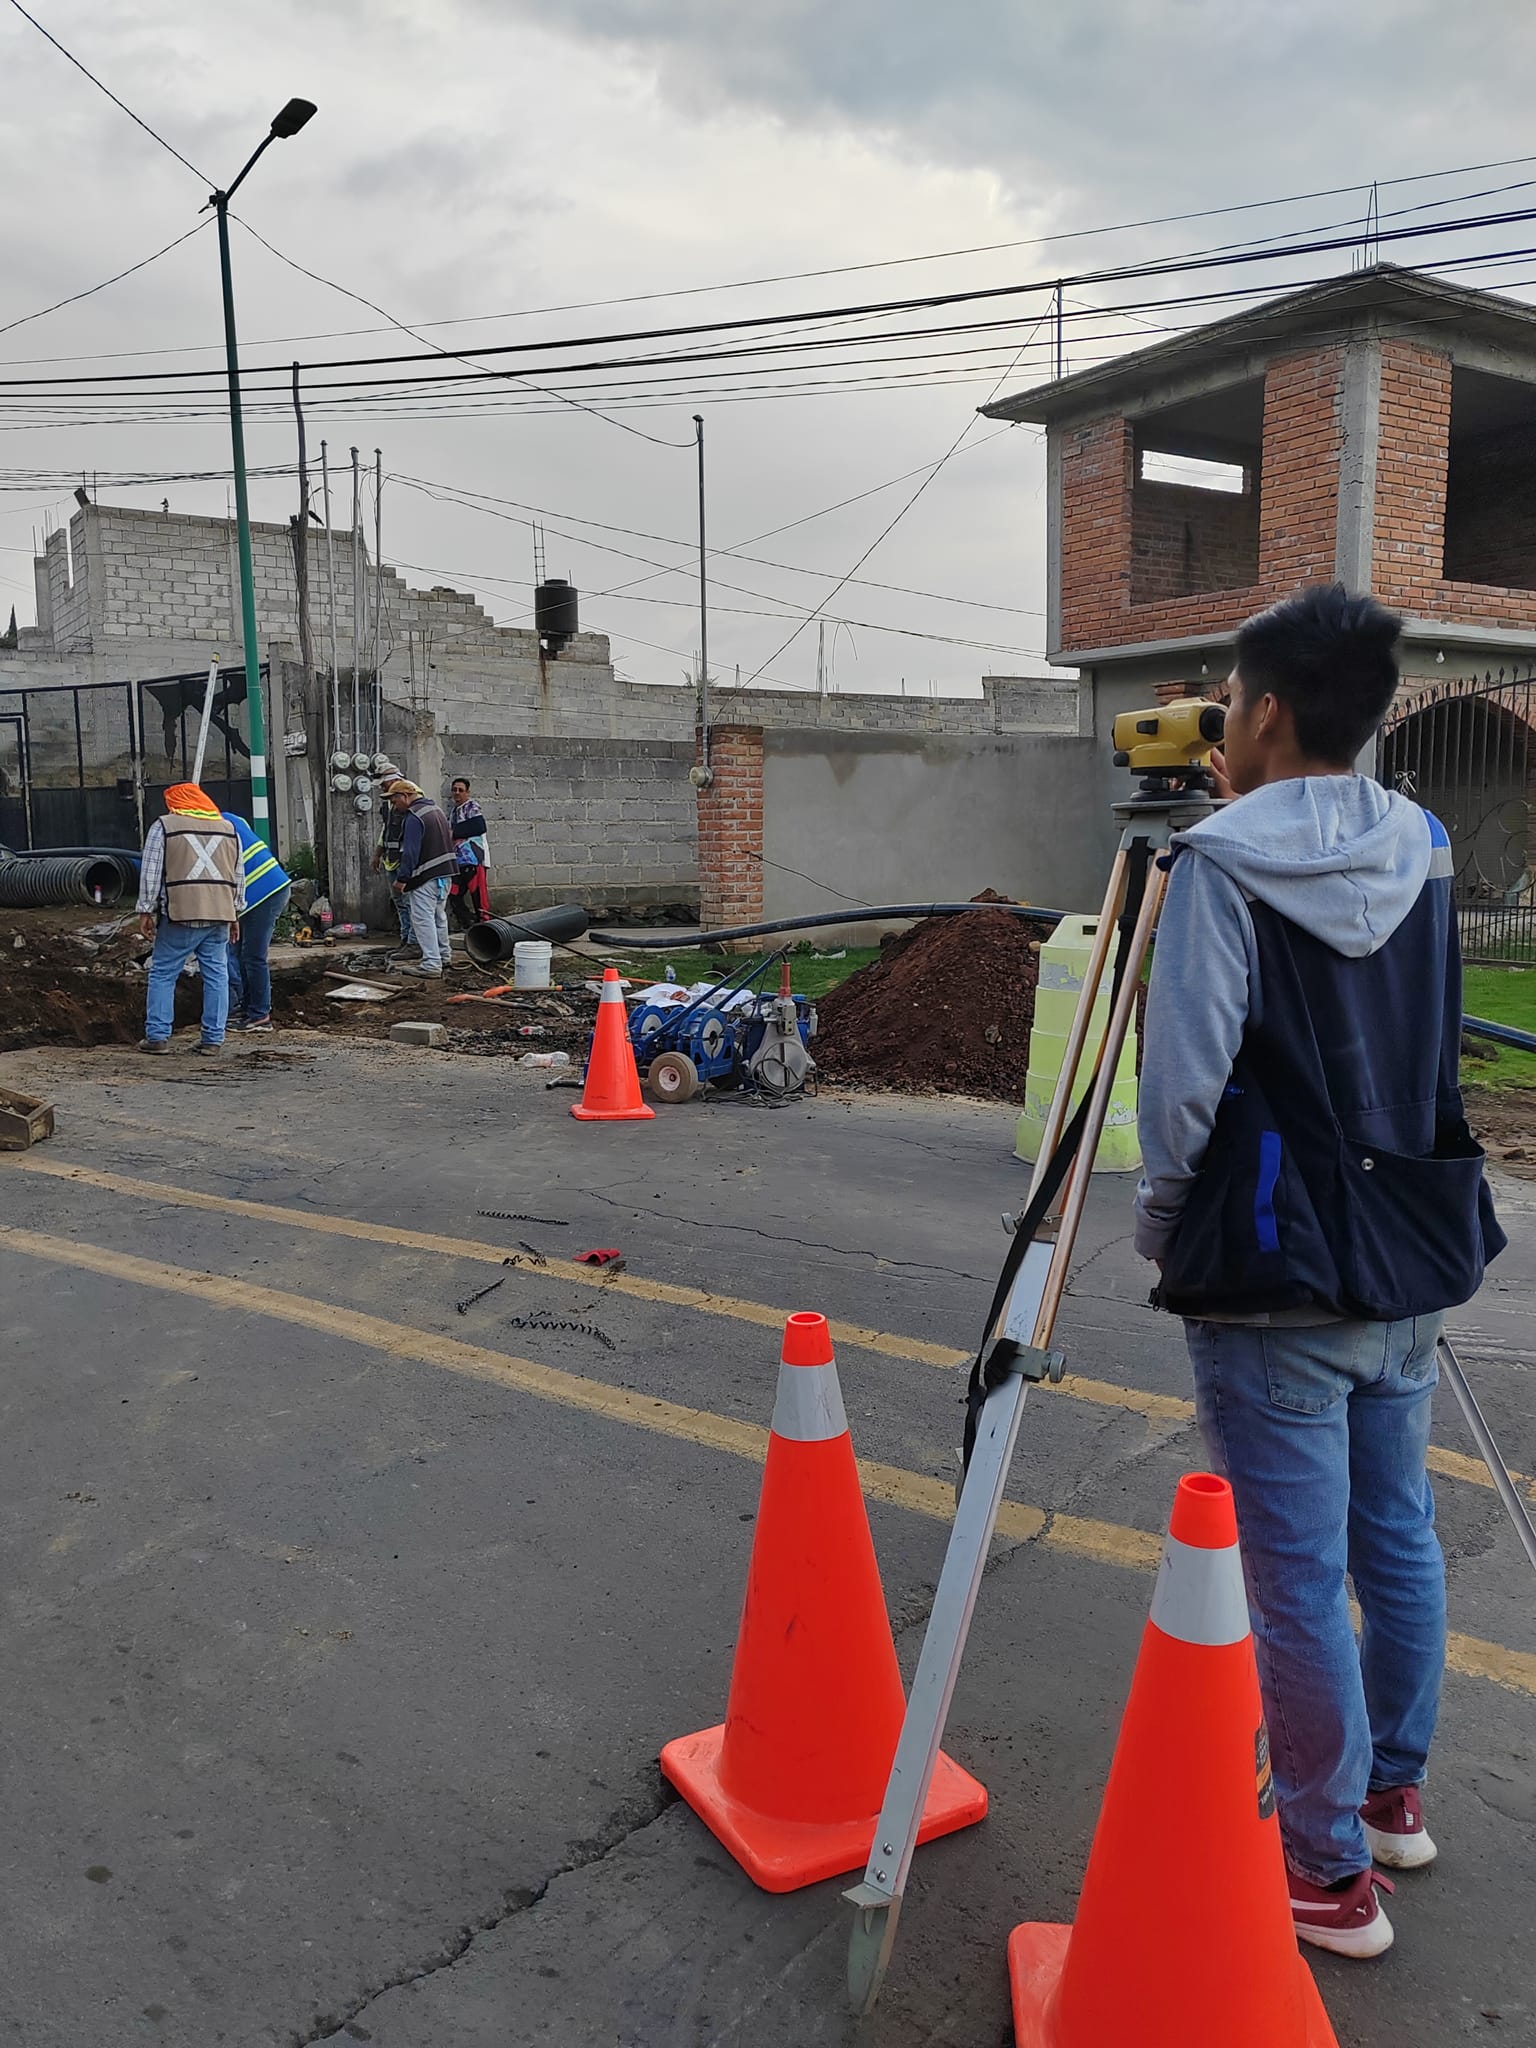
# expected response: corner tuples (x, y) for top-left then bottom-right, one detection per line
(0, 668), (258, 855)
(1382, 672), (1535, 964)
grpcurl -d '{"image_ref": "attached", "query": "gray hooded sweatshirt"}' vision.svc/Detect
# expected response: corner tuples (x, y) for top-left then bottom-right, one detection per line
(1133, 774), (1433, 1265)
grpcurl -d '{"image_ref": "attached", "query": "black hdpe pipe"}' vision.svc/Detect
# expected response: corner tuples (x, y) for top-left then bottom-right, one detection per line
(464, 902), (590, 967)
(0, 856), (125, 907)
(588, 902), (1066, 948)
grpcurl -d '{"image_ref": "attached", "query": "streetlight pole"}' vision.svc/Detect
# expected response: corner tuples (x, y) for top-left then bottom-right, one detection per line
(210, 96), (317, 847)
(694, 413), (710, 776)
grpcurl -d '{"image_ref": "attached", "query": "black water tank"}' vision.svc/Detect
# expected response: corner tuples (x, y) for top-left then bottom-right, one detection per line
(534, 577), (579, 656)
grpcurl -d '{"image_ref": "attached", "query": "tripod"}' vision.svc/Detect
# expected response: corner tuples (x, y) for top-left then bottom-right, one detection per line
(843, 772), (1536, 2012)
(844, 779), (1214, 2012)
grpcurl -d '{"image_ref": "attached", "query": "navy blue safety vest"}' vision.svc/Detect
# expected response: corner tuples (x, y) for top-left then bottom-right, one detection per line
(1159, 814), (1506, 1322)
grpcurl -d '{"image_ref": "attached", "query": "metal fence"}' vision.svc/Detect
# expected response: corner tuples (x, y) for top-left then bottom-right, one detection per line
(1382, 671), (1536, 964)
(0, 669), (258, 855)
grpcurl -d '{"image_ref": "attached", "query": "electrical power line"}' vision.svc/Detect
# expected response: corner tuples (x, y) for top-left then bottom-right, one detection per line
(8, 148), (1536, 372)
(0, 220), (212, 344)
(5, 0), (209, 182)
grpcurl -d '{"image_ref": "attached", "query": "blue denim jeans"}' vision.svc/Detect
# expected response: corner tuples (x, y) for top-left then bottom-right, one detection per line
(403, 877), (451, 970)
(227, 883), (290, 1023)
(145, 919), (231, 1046)
(1184, 1315), (1446, 1886)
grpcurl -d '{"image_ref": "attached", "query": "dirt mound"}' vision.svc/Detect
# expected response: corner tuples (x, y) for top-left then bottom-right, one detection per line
(814, 899), (1055, 1098)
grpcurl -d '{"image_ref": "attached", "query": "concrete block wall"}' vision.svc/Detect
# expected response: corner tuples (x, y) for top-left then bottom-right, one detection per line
(442, 734), (697, 912)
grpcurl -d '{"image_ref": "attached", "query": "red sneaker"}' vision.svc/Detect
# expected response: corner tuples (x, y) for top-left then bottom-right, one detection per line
(1362, 1784), (1438, 1870)
(1289, 1867), (1395, 1958)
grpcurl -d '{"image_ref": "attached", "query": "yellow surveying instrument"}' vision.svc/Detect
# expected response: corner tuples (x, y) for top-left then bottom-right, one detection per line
(1111, 696), (1227, 795)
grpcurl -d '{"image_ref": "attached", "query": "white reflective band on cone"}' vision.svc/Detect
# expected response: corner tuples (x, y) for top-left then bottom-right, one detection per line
(600, 980), (624, 1004)
(1149, 1533), (1250, 1646)
(771, 1361), (849, 1442)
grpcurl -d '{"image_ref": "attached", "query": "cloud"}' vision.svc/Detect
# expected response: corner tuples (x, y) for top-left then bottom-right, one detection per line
(490, 0), (1536, 225)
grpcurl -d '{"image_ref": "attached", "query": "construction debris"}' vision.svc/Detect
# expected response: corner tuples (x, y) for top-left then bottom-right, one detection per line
(814, 898), (1056, 1099)
(455, 1277), (506, 1315)
(506, 1310), (616, 1351)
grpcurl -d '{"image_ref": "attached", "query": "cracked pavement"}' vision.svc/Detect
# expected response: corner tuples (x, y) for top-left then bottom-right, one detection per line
(0, 1036), (1532, 2046)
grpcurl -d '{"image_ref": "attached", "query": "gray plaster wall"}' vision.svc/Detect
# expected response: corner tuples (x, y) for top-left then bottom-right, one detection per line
(761, 728), (1105, 938)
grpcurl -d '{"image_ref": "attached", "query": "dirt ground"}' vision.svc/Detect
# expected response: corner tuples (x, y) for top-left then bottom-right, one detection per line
(3, 901), (1533, 1173)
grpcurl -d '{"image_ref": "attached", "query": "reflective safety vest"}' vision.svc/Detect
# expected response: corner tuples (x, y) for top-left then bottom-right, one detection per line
(225, 812), (291, 911)
(162, 812), (240, 924)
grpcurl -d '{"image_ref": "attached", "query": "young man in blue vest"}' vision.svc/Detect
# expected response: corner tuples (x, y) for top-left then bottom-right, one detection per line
(1136, 584), (1504, 1960)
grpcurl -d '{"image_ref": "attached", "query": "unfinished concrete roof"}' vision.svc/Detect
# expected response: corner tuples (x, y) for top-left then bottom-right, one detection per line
(982, 263), (1536, 426)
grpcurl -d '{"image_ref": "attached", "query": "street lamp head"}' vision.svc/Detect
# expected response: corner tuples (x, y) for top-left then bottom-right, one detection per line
(270, 98), (317, 139)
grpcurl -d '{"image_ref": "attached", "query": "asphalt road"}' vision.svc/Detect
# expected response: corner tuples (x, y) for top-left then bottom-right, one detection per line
(0, 1034), (1532, 2047)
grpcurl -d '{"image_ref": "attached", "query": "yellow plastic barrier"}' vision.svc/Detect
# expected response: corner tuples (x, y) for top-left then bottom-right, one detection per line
(1015, 913), (1141, 1173)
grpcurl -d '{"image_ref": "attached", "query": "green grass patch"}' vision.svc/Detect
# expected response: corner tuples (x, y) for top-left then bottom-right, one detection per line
(605, 945), (880, 1001)
(1463, 966), (1536, 1092)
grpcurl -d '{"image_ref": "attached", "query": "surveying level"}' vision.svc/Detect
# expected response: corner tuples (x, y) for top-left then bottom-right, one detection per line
(1112, 697), (1227, 802)
(843, 725), (1536, 2014)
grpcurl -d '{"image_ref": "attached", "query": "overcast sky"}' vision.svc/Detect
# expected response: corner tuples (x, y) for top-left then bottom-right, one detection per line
(3, 0), (1536, 694)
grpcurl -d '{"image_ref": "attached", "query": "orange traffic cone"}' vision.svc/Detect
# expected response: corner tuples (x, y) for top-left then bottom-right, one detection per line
(661, 1312), (987, 1891)
(571, 967), (655, 1122)
(1010, 1472), (1338, 2048)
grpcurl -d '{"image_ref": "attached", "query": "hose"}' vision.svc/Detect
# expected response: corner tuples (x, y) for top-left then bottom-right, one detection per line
(1464, 1015), (1536, 1054)
(0, 856), (125, 907)
(588, 902), (1066, 948)
(463, 903), (590, 968)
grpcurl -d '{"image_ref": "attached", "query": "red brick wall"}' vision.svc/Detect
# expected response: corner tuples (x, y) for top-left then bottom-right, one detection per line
(1130, 478), (1259, 603)
(1057, 348), (1344, 652)
(1442, 422), (1536, 590)
(1372, 341), (1452, 615)
(1373, 340), (1536, 628)
(696, 725), (764, 931)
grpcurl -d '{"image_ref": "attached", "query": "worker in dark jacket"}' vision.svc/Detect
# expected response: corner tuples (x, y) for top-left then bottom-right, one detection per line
(1137, 585), (1505, 1961)
(389, 780), (456, 977)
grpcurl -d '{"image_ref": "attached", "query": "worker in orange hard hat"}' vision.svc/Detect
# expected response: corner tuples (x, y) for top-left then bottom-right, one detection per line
(134, 783), (244, 1055)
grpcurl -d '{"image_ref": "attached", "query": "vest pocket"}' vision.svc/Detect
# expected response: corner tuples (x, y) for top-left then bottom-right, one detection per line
(1338, 1129), (1491, 1319)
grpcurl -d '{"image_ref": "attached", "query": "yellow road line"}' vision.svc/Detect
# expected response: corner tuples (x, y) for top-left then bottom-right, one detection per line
(11, 1156), (1526, 1502)
(1, 1219), (1532, 1701)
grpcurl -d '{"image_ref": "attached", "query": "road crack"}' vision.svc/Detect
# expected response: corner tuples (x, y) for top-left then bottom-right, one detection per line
(291, 1770), (677, 2045)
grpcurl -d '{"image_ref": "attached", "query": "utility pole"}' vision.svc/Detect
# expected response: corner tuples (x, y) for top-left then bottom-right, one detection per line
(321, 441), (339, 752)
(372, 448), (384, 755)
(291, 365), (314, 685)
(350, 446), (362, 758)
(694, 413), (710, 771)
(209, 96), (317, 847)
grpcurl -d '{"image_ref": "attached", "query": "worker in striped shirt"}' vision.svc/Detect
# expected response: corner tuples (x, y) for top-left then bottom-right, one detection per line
(223, 812), (292, 1032)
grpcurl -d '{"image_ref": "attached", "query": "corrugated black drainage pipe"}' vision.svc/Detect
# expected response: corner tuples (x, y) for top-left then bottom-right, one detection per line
(464, 903), (590, 968)
(0, 857), (126, 907)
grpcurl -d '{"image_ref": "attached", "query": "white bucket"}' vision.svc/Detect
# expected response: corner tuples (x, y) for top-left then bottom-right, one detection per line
(513, 939), (553, 990)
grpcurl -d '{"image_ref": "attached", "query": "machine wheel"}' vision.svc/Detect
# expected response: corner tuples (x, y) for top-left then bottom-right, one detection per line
(646, 1051), (700, 1104)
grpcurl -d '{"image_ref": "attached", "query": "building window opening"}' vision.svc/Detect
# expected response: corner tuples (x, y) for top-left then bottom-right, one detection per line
(1130, 379), (1262, 605)
(1442, 367), (1536, 592)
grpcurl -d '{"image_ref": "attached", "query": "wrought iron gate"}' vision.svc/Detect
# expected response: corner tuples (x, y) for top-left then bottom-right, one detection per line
(1382, 672), (1535, 964)
(0, 669), (258, 855)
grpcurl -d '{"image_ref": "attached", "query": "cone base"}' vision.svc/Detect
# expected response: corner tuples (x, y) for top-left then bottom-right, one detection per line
(661, 1725), (987, 1894)
(570, 1102), (656, 1121)
(1008, 1920), (1340, 2048)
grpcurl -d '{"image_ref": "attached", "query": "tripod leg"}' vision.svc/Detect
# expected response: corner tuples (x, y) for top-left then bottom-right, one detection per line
(844, 823), (1173, 2014)
(846, 1236), (1054, 2015)
(1022, 850), (1128, 1212)
(1439, 1336), (1536, 1573)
